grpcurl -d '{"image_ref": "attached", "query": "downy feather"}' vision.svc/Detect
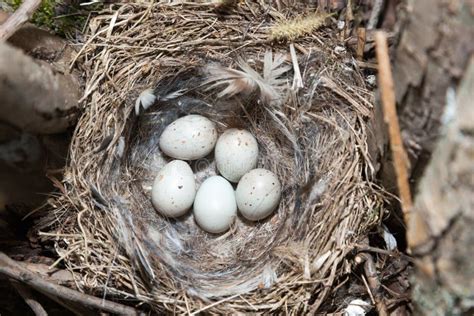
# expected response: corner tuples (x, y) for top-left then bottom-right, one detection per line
(135, 88), (156, 115)
(135, 88), (187, 116)
(203, 51), (291, 105)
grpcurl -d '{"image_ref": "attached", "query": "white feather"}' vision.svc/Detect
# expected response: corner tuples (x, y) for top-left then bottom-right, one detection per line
(344, 299), (371, 316)
(382, 224), (398, 251)
(135, 88), (156, 115)
(161, 89), (187, 101)
(203, 51), (291, 105)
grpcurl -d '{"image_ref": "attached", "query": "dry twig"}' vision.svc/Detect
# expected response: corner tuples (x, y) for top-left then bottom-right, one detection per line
(356, 28), (366, 60)
(375, 31), (413, 223)
(0, 0), (41, 40)
(0, 252), (138, 315)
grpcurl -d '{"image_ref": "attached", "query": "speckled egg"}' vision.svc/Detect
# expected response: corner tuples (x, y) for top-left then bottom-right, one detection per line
(159, 115), (217, 160)
(235, 168), (281, 221)
(193, 176), (237, 233)
(215, 129), (258, 183)
(151, 160), (196, 218)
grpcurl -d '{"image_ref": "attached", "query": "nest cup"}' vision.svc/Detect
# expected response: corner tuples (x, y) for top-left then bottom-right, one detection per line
(43, 2), (387, 313)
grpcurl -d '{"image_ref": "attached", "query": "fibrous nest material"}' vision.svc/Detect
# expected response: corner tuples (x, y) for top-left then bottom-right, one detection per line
(41, 1), (387, 313)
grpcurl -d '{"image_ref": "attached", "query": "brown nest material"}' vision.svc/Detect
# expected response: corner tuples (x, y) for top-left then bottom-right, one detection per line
(41, 1), (388, 313)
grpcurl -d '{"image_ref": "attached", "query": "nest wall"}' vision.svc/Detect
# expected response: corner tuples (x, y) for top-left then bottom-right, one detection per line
(41, 2), (387, 313)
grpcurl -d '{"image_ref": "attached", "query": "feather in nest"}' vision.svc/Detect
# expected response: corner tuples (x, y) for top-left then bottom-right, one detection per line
(203, 51), (292, 106)
(135, 87), (188, 116)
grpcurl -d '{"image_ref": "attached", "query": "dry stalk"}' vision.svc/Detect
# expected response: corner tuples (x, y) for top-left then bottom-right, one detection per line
(375, 31), (413, 224)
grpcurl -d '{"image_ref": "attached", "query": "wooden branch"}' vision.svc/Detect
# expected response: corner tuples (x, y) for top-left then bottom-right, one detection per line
(356, 27), (366, 61)
(0, 252), (139, 315)
(11, 281), (48, 316)
(375, 31), (413, 224)
(0, 0), (41, 40)
(0, 41), (79, 134)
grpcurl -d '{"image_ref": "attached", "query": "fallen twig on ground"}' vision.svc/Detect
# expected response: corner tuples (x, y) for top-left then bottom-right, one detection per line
(0, 252), (139, 315)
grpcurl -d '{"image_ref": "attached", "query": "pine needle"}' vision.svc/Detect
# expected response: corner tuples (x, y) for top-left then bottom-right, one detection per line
(270, 13), (332, 41)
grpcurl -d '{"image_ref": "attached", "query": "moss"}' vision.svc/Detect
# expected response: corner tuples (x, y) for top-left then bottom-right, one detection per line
(8, 0), (55, 29)
(7, 0), (98, 37)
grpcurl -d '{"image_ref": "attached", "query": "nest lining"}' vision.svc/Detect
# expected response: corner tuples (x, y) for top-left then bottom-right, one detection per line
(41, 2), (387, 313)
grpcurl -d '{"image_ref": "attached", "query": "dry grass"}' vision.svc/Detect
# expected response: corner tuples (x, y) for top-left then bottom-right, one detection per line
(270, 12), (332, 41)
(39, 1), (388, 313)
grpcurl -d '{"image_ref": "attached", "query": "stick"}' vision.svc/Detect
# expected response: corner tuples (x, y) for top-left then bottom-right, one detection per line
(0, 252), (138, 315)
(356, 27), (366, 60)
(0, 0), (41, 40)
(375, 31), (413, 224)
(11, 281), (48, 316)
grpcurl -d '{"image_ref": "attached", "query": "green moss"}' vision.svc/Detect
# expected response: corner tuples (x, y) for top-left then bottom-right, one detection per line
(7, 0), (98, 37)
(8, 0), (53, 28)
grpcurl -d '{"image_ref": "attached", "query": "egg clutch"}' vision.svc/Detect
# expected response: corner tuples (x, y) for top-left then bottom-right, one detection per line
(151, 114), (282, 234)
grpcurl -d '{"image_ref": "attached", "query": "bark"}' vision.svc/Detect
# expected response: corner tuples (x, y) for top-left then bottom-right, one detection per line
(0, 42), (80, 134)
(380, 0), (474, 192)
(386, 0), (474, 314)
(408, 57), (474, 315)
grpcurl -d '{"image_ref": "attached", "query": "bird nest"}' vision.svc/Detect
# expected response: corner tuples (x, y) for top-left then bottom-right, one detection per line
(41, 2), (387, 313)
